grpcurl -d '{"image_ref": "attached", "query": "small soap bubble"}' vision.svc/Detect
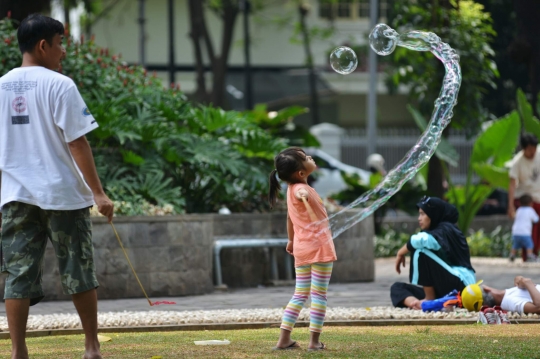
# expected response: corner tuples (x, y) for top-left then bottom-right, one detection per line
(330, 46), (358, 75)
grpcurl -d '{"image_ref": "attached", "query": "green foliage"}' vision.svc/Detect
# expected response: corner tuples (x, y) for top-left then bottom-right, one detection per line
(374, 227), (412, 258)
(467, 226), (512, 257)
(374, 225), (512, 258)
(387, 0), (498, 135)
(0, 17), (299, 214)
(446, 109), (520, 232)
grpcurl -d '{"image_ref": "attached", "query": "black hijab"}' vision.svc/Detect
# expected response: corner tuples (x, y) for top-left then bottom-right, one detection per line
(413, 196), (474, 271)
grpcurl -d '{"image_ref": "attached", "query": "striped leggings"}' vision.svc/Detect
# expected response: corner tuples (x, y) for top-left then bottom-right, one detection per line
(280, 262), (333, 333)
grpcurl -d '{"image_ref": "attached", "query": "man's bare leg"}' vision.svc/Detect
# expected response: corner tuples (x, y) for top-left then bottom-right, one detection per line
(72, 289), (101, 359)
(5, 298), (30, 359)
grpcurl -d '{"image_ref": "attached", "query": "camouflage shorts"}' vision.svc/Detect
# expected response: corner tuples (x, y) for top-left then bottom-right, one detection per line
(1, 202), (99, 305)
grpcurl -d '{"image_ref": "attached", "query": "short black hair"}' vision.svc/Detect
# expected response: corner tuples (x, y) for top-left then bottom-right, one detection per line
(520, 133), (538, 149)
(17, 14), (64, 54)
(519, 194), (533, 206)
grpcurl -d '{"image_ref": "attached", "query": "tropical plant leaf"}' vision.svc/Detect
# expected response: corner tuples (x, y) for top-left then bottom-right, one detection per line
(470, 111), (520, 166)
(517, 88), (533, 126)
(472, 163), (509, 189)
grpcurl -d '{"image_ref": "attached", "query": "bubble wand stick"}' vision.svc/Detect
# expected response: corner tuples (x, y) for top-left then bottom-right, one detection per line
(326, 24), (461, 238)
(110, 222), (176, 306)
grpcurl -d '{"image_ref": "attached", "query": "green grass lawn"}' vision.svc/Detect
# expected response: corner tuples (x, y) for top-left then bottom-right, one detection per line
(1, 325), (539, 358)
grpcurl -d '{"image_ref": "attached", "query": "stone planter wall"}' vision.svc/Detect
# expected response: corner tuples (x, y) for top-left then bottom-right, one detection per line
(0, 212), (375, 302)
(214, 213), (375, 287)
(0, 215), (215, 302)
(382, 214), (512, 234)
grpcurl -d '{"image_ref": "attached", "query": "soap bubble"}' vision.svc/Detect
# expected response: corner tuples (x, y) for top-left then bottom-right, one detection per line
(315, 24), (462, 240)
(330, 46), (358, 75)
(369, 23), (398, 56)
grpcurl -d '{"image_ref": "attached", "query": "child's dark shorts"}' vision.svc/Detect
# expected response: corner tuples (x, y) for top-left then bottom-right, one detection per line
(1, 201), (99, 305)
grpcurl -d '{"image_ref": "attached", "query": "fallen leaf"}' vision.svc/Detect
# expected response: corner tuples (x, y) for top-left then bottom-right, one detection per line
(97, 335), (111, 342)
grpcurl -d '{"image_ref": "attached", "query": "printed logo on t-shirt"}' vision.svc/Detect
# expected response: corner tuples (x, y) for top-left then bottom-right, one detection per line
(12, 116), (29, 124)
(532, 168), (539, 182)
(12, 96), (26, 113)
(82, 107), (91, 116)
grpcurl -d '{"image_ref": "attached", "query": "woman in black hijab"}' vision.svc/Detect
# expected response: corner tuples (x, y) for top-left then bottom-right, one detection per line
(390, 196), (477, 309)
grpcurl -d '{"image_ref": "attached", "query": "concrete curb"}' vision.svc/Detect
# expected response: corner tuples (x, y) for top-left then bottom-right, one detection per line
(1, 319), (539, 340)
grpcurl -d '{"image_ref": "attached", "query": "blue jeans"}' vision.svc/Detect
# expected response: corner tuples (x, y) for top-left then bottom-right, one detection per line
(512, 235), (534, 250)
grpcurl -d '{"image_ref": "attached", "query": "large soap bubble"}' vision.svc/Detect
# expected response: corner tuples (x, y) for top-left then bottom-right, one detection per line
(330, 46), (358, 75)
(324, 24), (461, 239)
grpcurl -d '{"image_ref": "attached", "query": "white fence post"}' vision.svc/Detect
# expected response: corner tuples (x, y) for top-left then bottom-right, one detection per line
(310, 123), (344, 161)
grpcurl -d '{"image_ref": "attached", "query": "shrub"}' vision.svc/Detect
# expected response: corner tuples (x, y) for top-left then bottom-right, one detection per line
(375, 225), (512, 258)
(0, 17), (306, 214)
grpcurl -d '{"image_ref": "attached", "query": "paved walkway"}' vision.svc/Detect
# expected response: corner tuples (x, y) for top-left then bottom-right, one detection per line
(1, 257), (538, 316)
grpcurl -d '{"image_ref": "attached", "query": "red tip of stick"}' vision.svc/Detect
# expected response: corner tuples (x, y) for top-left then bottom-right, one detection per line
(151, 300), (176, 306)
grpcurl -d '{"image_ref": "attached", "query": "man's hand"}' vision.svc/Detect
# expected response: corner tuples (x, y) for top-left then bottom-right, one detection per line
(95, 192), (114, 222)
(507, 203), (516, 219)
(515, 276), (533, 289)
(286, 240), (293, 255)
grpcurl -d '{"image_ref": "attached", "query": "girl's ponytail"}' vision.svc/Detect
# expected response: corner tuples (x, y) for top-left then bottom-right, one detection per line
(268, 169), (281, 209)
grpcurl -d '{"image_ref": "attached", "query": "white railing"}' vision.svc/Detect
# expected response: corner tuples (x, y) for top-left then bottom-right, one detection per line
(341, 128), (476, 184)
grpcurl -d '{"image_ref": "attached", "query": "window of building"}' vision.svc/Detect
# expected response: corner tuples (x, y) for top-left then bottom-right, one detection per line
(319, 0), (388, 20)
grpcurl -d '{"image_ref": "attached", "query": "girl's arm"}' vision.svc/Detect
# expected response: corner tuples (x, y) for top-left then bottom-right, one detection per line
(286, 213), (294, 255)
(295, 187), (319, 223)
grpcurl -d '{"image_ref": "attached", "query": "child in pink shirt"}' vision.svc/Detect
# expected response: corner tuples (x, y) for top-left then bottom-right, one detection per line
(268, 147), (337, 351)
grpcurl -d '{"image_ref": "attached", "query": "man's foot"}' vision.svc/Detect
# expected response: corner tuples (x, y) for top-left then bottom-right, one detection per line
(273, 340), (300, 350)
(82, 351), (102, 359)
(493, 306), (511, 324)
(478, 306), (500, 325)
(308, 342), (327, 351)
(11, 350), (29, 359)
(509, 255), (515, 262)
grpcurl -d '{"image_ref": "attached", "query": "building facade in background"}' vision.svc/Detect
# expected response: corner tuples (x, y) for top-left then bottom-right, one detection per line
(90, 0), (414, 130)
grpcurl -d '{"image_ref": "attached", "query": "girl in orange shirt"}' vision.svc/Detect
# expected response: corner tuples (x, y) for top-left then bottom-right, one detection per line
(269, 147), (337, 351)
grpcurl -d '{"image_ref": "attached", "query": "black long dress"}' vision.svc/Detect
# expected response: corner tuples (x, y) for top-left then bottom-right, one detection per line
(390, 197), (475, 307)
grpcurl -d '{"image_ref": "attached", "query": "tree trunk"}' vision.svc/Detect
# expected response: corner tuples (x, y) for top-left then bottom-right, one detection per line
(298, 3), (320, 125)
(0, 0), (50, 23)
(63, 2), (71, 34)
(514, 0), (540, 118)
(427, 155), (445, 198)
(211, 3), (238, 107)
(187, 0), (210, 102)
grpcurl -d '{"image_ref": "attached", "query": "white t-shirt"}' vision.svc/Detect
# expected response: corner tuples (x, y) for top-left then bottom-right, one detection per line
(512, 206), (540, 236)
(0, 66), (98, 210)
(509, 149), (540, 202)
(501, 285), (540, 314)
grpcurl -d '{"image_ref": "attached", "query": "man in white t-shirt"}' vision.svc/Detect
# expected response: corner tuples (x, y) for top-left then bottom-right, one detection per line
(508, 133), (540, 258)
(483, 276), (540, 314)
(0, 14), (113, 359)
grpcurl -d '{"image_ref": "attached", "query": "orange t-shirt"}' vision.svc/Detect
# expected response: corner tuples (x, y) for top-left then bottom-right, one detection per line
(287, 183), (337, 267)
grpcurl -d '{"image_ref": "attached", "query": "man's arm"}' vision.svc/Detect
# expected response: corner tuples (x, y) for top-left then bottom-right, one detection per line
(68, 136), (114, 222)
(515, 276), (540, 314)
(508, 178), (516, 219)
